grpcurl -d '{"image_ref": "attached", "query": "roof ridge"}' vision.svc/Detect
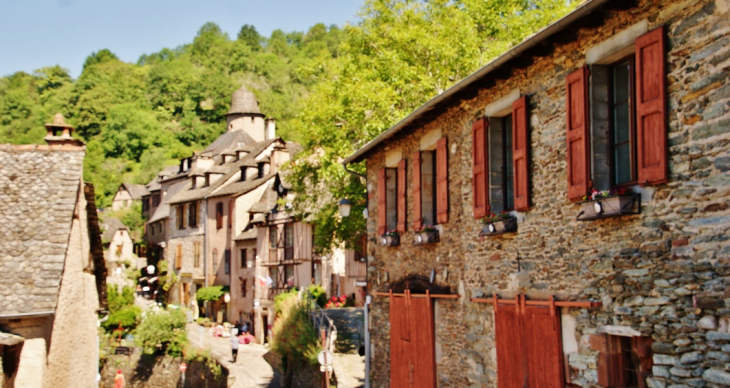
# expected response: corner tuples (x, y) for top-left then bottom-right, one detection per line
(0, 144), (85, 152)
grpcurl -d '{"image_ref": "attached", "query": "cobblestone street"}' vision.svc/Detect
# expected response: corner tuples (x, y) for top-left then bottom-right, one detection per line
(187, 324), (281, 388)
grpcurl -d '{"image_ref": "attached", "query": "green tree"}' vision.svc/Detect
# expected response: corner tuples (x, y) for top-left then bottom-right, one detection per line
(237, 24), (263, 50)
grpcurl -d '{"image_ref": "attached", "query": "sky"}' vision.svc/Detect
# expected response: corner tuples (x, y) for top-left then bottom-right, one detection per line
(0, 0), (363, 78)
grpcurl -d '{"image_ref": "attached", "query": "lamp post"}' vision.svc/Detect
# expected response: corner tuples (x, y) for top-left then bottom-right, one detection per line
(338, 198), (370, 388)
(224, 293), (231, 323)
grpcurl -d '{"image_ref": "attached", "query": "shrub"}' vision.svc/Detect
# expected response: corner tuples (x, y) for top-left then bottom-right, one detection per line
(135, 308), (188, 356)
(107, 285), (135, 313)
(196, 286), (225, 302)
(185, 347), (221, 376)
(196, 317), (211, 326)
(271, 296), (320, 369)
(103, 305), (141, 334)
(307, 284), (327, 308)
(274, 288), (298, 315)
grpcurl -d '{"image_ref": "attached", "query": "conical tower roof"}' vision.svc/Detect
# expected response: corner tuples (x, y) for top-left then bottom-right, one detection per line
(227, 84), (262, 115)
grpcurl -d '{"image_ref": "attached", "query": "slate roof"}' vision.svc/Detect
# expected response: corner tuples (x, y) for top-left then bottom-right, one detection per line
(148, 180), (188, 223)
(101, 217), (126, 242)
(234, 228), (258, 241)
(227, 84), (263, 115)
(145, 165), (180, 193)
(121, 183), (148, 199)
(0, 144), (84, 316)
(203, 130), (256, 157)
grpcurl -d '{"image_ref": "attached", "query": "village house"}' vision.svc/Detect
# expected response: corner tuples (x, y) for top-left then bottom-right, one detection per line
(111, 182), (148, 211)
(102, 217), (137, 289)
(344, 0), (730, 386)
(0, 114), (104, 388)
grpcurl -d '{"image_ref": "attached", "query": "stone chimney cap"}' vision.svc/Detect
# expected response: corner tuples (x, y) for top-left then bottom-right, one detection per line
(44, 113), (73, 130)
(226, 84), (262, 116)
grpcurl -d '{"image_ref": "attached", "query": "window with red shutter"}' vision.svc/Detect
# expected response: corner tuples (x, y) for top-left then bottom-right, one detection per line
(436, 137), (448, 224)
(377, 168), (387, 235)
(566, 66), (590, 201)
(412, 152), (422, 231)
(472, 118), (489, 218)
(635, 26), (667, 185)
(397, 160), (407, 232)
(512, 96), (530, 211)
(216, 201), (224, 229)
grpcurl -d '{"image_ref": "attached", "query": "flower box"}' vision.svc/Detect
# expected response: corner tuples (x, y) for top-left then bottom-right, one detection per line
(577, 194), (640, 221)
(413, 230), (439, 245)
(480, 216), (517, 236)
(378, 233), (400, 247)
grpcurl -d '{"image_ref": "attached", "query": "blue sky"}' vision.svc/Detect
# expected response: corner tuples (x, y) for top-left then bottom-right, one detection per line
(0, 0), (363, 78)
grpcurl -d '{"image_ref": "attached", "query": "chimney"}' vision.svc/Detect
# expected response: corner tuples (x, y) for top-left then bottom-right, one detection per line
(44, 113), (84, 146)
(265, 119), (276, 140)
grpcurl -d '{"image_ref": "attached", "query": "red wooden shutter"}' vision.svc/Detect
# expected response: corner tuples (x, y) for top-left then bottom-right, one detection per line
(635, 26), (667, 185)
(472, 118), (489, 218)
(412, 152), (422, 231)
(397, 160), (407, 232)
(495, 304), (524, 388)
(512, 96), (530, 211)
(522, 306), (565, 388)
(377, 168), (387, 235)
(436, 137), (449, 224)
(566, 66), (591, 201)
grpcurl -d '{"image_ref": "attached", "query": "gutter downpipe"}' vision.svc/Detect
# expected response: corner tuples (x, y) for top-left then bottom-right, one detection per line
(341, 0), (614, 165)
(364, 294), (372, 388)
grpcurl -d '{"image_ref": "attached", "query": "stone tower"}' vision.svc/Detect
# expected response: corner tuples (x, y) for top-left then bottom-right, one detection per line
(225, 84), (270, 142)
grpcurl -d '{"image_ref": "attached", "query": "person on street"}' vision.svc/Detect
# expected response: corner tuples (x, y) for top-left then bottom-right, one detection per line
(114, 370), (125, 388)
(230, 332), (240, 363)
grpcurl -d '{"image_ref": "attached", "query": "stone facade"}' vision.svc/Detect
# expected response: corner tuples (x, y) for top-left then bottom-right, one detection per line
(354, 0), (730, 386)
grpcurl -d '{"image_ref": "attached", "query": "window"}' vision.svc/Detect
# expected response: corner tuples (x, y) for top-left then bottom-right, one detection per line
(159, 223), (163, 233)
(241, 279), (247, 297)
(593, 334), (653, 386)
(252, 248), (257, 263)
(240, 249), (247, 268)
(175, 245), (182, 270)
(270, 267), (278, 289)
(377, 164), (405, 235)
(568, 26), (667, 201)
(472, 95), (530, 217)
(228, 200), (234, 228)
(216, 202), (224, 229)
(152, 194), (160, 207)
(269, 226), (278, 263)
(151, 223), (155, 236)
(285, 265), (294, 288)
(240, 166), (247, 181)
(284, 223), (293, 261)
(142, 198), (150, 211)
(212, 249), (218, 271)
(610, 57), (635, 186)
(312, 261), (322, 285)
(354, 234), (367, 262)
(188, 201), (197, 228)
(123, 199), (129, 207)
(224, 250), (230, 274)
(177, 205), (185, 230)
(194, 242), (201, 267)
(257, 163), (265, 178)
(413, 137), (448, 230)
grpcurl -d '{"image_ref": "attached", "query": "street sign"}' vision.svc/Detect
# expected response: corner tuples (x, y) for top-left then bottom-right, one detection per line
(179, 363), (187, 372)
(317, 350), (334, 367)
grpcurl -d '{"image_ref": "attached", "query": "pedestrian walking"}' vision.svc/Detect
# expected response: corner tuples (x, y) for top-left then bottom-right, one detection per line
(230, 332), (240, 363)
(114, 370), (125, 388)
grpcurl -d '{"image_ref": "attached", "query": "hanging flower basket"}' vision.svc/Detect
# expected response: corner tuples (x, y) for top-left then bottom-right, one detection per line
(480, 215), (517, 236)
(577, 191), (640, 221)
(379, 231), (400, 247)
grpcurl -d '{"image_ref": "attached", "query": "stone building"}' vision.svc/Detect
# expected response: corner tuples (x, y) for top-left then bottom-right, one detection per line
(111, 182), (148, 211)
(0, 115), (102, 388)
(344, 0), (730, 386)
(102, 217), (136, 289)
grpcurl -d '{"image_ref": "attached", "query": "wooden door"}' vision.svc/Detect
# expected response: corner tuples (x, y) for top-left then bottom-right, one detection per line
(390, 293), (436, 388)
(494, 300), (564, 387)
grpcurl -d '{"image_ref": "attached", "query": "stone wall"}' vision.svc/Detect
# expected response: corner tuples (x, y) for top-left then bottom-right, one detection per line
(100, 353), (228, 388)
(363, 0), (730, 386)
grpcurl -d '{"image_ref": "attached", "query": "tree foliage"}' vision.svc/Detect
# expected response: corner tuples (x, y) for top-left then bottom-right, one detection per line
(195, 285), (225, 302)
(135, 308), (188, 356)
(287, 0), (578, 252)
(1, 23), (346, 208)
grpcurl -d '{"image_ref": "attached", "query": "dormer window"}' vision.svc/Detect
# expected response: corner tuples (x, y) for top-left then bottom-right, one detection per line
(240, 167), (247, 182)
(257, 163), (265, 178)
(191, 176), (197, 189)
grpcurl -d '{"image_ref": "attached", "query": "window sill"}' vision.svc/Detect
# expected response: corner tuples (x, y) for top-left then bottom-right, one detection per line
(577, 195), (640, 221)
(413, 230), (439, 245)
(378, 234), (400, 247)
(480, 217), (518, 236)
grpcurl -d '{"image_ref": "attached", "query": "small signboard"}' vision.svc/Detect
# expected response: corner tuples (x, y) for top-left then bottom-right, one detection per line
(317, 350), (334, 367)
(355, 281), (367, 287)
(179, 363), (187, 372)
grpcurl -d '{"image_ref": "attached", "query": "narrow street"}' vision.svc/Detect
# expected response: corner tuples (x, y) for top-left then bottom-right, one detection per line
(187, 323), (281, 388)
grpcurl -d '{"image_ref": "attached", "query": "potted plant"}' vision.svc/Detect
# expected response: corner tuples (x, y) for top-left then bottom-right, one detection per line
(413, 225), (439, 245)
(480, 212), (517, 236)
(577, 188), (640, 221)
(379, 229), (401, 247)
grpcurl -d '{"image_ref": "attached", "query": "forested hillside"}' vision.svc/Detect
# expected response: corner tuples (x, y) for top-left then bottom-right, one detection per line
(0, 22), (345, 207)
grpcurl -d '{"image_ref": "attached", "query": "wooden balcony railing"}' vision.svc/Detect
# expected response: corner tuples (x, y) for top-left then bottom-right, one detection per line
(269, 248), (278, 264)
